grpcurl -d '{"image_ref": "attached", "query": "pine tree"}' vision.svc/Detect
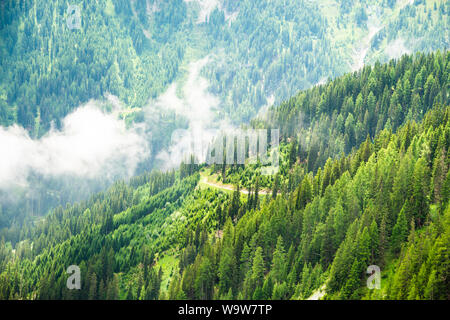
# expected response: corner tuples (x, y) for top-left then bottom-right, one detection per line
(296, 177), (312, 210)
(342, 259), (360, 299)
(88, 273), (97, 300)
(271, 236), (287, 283)
(407, 276), (419, 300)
(391, 208), (409, 254)
(252, 286), (263, 300)
(262, 276), (274, 299)
(271, 281), (288, 300)
(240, 243), (252, 284)
(168, 272), (182, 300)
(321, 213), (335, 267)
(218, 247), (236, 295)
(368, 220), (379, 264)
(431, 148), (448, 203)
(195, 257), (214, 299)
(254, 177), (260, 210)
(412, 157), (430, 226)
(98, 280), (106, 300)
(272, 173), (280, 199)
(244, 247), (265, 298)
(424, 269), (438, 300)
(299, 263), (311, 298)
(379, 212), (388, 265)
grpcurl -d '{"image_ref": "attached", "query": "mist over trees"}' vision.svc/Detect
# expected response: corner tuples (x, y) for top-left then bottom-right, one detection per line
(0, 0), (449, 301)
(0, 51), (448, 300)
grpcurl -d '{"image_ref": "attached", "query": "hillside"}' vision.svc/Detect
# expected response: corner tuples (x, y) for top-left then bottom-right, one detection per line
(0, 0), (448, 237)
(0, 51), (448, 300)
(1, 0), (448, 130)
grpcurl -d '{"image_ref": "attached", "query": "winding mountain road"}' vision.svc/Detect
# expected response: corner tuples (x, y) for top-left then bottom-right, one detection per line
(199, 174), (273, 195)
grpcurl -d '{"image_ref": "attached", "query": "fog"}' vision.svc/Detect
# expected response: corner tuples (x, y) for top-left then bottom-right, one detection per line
(0, 56), (230, 230)
(184, 0), (220, 23)
(149, 57), (233, 170)
(0, 101), (148, 191)
(184, 0), (239, 25)
(0, 56), (225, 194)
(385, 38), (411, 60)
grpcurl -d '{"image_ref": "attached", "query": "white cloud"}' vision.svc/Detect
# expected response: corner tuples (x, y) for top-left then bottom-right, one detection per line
(0, 102), (148, 190)
(184, 0), (238, 24)
(0, 57), (231, 192)
(184, 0), (220, 23)
(385, 38), (411, 60)
(150, 57), (233, 170)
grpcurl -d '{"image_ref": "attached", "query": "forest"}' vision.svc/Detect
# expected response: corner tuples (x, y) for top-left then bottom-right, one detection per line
(0, 50), (448, 300)
(1, 2), (446, 221)
(1, 0), (448, 131)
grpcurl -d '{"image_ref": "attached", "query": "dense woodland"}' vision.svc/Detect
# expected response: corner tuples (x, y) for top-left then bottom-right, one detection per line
(1, 0), (448, 131)
(0, 1), (446, 230)
(264, 51), (448, 171)
(0, 0), (187, 133)
(0, 0), (192, 231)
(0, 51), (448, 300)
(203, 0), (449, 123)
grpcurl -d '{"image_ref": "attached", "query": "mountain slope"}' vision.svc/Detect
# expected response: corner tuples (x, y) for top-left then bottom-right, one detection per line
(1, 0), (448, 131)
(0, 1), (447, 232)
(0, 0), (188, 133)
(0, 51), (448, 300)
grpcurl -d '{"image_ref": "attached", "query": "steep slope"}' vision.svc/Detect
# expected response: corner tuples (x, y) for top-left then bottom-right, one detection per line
(0, 0), (448, 236)
(0, 51), (448, 300)
(201, 0), (449, 122)
(0, 0), (188, 132)
(1, 0), (448, 131)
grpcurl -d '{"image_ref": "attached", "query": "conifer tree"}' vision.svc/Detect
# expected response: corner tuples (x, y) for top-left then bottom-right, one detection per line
(271, 236), (287, 283)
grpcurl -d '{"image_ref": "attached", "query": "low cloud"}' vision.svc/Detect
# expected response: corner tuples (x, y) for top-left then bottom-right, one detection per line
(184, 0), (220, 23)
(385, 38), (411, 60)
(149, 57), (233, 170)
(0, 102), (148, 190)
(0, 56), (230, 214)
